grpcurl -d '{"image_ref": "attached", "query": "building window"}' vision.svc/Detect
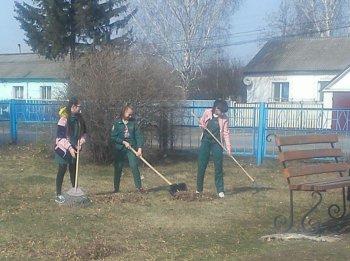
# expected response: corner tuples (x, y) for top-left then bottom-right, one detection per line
(13, 86), (24, 99)
(273, 82), (289, 102)
(41, 86), (51, 99)
(318, 81), (329, 102)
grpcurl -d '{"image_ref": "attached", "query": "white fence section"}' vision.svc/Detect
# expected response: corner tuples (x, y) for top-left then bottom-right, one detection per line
(265, 102), (328, 129)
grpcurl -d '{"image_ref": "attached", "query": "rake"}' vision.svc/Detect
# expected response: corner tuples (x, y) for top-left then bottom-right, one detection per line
(63, 140), (92, 207)
(67, 139), (86, 197)
(129, 147), (187, 195)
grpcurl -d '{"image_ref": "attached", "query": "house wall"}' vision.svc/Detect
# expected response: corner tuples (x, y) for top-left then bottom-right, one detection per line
(0, 80), (66, 100)
(322, 70), (350, 108)
(323, 92), (333, 108)
(244, 74), (336, 103)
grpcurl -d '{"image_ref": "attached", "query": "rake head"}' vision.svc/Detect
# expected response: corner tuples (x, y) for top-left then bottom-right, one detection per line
(66, 187), (86, 197)
(169, 183), (187, 196)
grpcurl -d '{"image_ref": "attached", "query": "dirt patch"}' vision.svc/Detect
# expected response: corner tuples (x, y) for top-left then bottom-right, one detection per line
(91, 192), (144, 204)
(61, 240), (127, 261)
(173, 190), (217, 202)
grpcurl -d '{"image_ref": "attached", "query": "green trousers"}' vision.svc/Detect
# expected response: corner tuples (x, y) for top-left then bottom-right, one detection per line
(114, 149), (142, 191)
(197, 140), (224, 193)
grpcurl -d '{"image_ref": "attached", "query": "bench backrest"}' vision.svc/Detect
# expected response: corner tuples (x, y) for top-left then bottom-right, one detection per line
(275, 134), (347, 183)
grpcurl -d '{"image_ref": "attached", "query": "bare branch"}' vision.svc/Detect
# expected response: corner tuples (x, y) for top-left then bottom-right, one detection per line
(132, 0), (240, 94)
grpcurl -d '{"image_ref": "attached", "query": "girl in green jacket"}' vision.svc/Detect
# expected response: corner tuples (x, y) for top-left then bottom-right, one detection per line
(111, 104), (145, 193)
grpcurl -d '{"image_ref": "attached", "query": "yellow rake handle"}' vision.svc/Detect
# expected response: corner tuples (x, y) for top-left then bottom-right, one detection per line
(74, 139), (80, 191)
(129, 147), (173, 186)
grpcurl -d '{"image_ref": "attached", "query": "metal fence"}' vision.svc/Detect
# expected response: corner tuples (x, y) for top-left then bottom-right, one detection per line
(0, 99), (63, 145)
(1, 99), (350, 165)
(164, 102), (350, 165)
(264, 107), (350, 161)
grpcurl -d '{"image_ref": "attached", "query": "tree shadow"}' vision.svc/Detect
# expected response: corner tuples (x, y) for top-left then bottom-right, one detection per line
(226, 186), (274, 195)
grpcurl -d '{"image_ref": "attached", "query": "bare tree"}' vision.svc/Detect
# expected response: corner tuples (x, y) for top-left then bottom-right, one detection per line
(265, 1), (295, 37)
(132, 0), (240, 95)
(67, 46), (184, 163)
(189, 54), (245, 101)
(266, 0), (348, 38)
(295, 0), (345, 37)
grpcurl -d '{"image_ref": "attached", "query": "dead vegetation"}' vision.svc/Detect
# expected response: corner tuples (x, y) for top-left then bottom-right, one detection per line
(62, 240), (127, 261)
(173, 190), (217, 202)
(91, 192), (145, 204)
(2, 145), (350, 260)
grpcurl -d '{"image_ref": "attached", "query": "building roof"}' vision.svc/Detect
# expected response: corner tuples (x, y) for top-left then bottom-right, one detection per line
(322, 65), (350, 92)
(0, 53), (66, 80)
(244, 38), (350, 75)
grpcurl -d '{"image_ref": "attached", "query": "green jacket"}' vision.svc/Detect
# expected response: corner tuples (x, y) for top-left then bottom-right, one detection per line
(111, 118), (143, 151)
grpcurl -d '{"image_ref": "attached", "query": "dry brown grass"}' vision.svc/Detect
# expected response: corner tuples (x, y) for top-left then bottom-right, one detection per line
(1, 145), (350, 260)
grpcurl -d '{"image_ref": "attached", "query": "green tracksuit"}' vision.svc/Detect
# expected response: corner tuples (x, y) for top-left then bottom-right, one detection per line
(111, 118), (143, 191)
(197, 117), (224, 193)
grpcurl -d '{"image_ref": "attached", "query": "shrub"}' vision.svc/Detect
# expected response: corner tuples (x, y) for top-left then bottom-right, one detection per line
(67, 47), (184, 163)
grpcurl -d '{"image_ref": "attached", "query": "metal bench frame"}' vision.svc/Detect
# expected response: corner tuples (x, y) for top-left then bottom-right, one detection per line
(270, 133), (350, 233)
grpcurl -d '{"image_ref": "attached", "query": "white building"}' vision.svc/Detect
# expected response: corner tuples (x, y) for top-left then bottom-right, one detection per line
(323, 65), (350, 109)
(243, 38), (350, 107)
(0, 53), (67, 100)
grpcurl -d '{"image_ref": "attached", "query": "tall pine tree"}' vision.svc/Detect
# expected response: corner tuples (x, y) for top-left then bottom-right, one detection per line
(15, 0), (136, 60)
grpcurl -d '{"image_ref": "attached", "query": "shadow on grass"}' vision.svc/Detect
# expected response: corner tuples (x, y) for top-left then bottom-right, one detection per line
(227, 186), (274, 195)
(141, 185), (274, 195)
(93, 185), (173, 195)
(145, 185), (170, 192)
(140, 151), (198, 166)
(316, 213), (350, 235)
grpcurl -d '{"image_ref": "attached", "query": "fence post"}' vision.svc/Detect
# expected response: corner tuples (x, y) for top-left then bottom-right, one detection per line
(256, 102), (266, 166)
(9, 99), (18, 144)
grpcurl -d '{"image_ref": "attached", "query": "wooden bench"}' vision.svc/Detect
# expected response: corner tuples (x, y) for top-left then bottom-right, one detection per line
(273, 133), (350, 233)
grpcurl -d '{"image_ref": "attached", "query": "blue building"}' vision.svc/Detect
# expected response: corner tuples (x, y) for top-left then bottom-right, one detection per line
(0, 53), (66, 100)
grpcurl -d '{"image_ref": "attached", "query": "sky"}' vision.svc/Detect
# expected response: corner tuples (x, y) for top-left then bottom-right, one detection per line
(0, 0), (281, 63)
(229, 0), (281, 62)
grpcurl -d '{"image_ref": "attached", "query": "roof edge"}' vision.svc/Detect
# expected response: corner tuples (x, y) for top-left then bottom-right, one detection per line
(0, 52), (36, 56)
(243, 70), (340, 76)
(0, 78), (66, 83)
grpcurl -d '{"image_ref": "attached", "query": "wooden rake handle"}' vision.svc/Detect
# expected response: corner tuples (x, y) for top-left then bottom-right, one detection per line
(74, 139), (80, 191)
(129, 147), (173, 186)
(191, 112), (255, 183)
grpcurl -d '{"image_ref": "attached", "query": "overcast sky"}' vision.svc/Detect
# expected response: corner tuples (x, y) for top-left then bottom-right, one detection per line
(0, 0), (280, 63)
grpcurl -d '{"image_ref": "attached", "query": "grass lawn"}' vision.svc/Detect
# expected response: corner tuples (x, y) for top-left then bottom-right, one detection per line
(1, 145), (350, 260)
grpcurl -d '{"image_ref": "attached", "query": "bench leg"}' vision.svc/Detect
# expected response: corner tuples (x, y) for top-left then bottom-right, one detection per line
(304, 189), (348, 234)
(328, 187), (347, 219)
(274, 190), (294, 232)
(301, 191), (323, 233)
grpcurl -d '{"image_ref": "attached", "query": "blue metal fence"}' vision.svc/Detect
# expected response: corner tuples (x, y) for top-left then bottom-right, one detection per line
(171, 104), (259, 157)
(0, 99), (64, 145)
(1, 99), (350, 166)
(263, 107), (350, 162)
(0, 100), (11, 145)
(171, 102), (350, 165)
